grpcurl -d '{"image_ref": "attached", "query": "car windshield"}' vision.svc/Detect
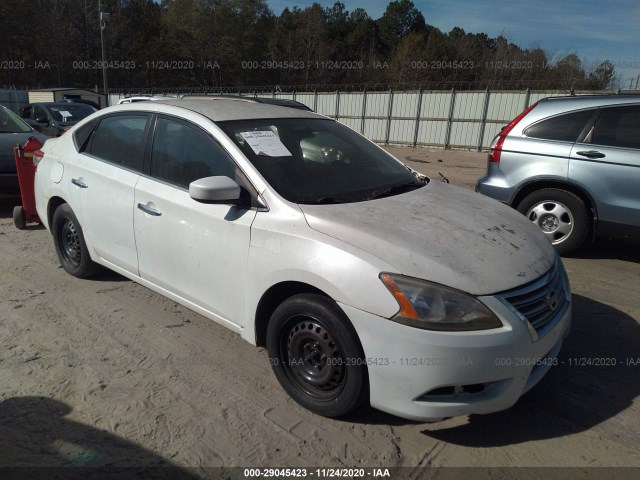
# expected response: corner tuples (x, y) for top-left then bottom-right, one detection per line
(219, 118), (424, 203)
(0, 106), (32, 134)
(46, 104), (94, 123)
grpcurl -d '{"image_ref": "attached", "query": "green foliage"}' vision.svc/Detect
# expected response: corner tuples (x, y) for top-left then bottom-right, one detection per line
(0, 0), (616, 90)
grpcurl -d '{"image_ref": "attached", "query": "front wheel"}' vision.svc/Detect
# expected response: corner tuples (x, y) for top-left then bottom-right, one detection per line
(266, 294), (367, 418)
(517, 188), (590, 255)
(52, 203), (102, 278)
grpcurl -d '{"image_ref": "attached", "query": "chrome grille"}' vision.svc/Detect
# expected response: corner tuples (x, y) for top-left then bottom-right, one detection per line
(500, 260), (567, 332)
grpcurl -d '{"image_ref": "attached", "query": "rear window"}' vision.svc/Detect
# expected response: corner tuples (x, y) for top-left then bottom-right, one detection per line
(524, 109), (594, 142)
(46, 104), (94, 123)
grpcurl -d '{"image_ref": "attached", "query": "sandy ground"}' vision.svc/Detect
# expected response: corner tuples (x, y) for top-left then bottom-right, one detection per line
(1, 146), (639, 477)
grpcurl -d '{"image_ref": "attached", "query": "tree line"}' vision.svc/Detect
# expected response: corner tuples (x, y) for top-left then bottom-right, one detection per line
(0, 0), (617, 91)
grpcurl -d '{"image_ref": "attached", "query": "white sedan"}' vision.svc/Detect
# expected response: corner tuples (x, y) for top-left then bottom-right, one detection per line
(34, 98), (571, 421)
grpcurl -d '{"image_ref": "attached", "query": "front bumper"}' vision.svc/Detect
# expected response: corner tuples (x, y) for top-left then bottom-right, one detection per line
(340, 292), (571, 422)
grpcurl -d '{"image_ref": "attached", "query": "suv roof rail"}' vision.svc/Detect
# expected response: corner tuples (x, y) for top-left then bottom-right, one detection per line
(544, 93), (640, 100)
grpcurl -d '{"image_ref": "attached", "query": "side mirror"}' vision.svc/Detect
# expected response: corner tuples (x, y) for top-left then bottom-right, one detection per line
(189, 176), (241, 204)
(35, 115), (48, 124)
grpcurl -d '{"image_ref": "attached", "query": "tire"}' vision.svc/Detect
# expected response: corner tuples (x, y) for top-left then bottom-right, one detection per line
(517, 188), (590, 255)
(266, 294), (367, 418)
(52, 203), (102, 278)
(13, 206), (26, 230)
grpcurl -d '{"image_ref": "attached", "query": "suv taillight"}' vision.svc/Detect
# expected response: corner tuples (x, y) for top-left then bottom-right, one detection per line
(488, 103), (538, 164)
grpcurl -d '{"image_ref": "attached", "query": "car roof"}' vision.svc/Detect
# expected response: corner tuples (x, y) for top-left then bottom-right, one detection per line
(150, 98), (323, 122)
(538, 94), (640, 108)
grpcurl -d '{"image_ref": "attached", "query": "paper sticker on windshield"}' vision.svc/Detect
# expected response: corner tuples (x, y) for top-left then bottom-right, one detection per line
(59, 110), (73, 118)
(240, 131), (291, 157)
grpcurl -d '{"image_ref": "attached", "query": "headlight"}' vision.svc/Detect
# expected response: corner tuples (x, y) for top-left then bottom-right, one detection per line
(380, 273), (502, 331)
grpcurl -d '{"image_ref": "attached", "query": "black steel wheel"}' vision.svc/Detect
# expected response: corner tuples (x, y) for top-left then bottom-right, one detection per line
(52, 203), (102, 278)
(267, 294), (367, 417)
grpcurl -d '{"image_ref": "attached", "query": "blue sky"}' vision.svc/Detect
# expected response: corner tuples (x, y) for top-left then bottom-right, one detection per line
(269, 0), (640, 85)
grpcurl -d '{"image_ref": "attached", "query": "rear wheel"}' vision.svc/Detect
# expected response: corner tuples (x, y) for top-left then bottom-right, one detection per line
(52, 203), (102, 278)
(13, 206), (26, 230)
(266, 294), (367, 418)
(517, 188), (590, 255)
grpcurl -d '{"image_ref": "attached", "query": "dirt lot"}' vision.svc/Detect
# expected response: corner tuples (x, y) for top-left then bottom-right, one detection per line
(1, 146), (639, 477)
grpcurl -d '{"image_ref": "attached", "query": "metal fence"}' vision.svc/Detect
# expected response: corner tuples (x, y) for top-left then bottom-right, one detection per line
(111, 88), (616, 150)
(1, 87), (618, 149)
(0, 89), (28, 113)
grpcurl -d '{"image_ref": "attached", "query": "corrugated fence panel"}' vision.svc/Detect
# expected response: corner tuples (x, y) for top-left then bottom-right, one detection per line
(388, 120), (415, 143)
(453, 92), (485, 119)
(366, 92), (389, 118)
(420, 92), (451, 119)
(486, 92), (528, 121)
(482, 123), (503, 148)
(315, 93), (336, 116)
(364, 119), (387, 142)
(417, 121), (448, 146)
(338, 93), (363, 117)
(391, 92), (420, 118)
(449, 121), (481, 148)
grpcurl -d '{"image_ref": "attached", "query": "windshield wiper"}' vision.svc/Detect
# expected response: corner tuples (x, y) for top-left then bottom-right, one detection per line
(366, 181), (423, 201)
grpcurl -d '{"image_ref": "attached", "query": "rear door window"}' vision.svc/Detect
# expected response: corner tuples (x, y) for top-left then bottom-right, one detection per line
(87, 115), (149, 172)
(525, 109), (594, 142)
(585, 105), (640, 149)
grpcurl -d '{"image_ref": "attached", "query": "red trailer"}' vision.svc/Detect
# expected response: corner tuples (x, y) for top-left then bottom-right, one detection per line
(13, 137), (44, 229)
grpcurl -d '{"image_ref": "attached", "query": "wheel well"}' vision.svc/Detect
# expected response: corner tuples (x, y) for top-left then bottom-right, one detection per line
(511, 181), (597, 221)
(255, 282), (327, 347)
(47, 196), (67, 228)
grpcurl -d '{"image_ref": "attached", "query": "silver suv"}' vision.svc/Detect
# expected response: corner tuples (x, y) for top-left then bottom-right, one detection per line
(476, 94), (640, 254)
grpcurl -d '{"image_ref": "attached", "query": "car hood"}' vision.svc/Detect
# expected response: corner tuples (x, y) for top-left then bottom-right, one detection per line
(298, 181), (556, 296)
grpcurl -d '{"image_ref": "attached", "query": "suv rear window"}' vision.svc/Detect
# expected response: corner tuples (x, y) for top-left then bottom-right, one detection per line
(524, 109), (594, 142)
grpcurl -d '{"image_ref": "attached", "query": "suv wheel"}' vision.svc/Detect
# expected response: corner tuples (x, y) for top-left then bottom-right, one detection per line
(517, 188), (590, 255)
(266, 294), (367, 418)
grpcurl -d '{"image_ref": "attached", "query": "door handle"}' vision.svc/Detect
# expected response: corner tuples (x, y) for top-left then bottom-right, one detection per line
(137, 202), (162, 216)
(71, 177), (88, 188)
(576, 150), (605, 159)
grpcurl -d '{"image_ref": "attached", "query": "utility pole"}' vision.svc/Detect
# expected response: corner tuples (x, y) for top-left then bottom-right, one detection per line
(99, 0), (110, 106)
